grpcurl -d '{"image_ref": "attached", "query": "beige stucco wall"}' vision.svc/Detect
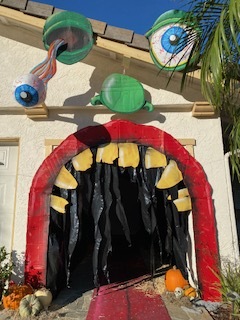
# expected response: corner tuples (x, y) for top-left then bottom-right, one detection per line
(0, 36), (239, 281)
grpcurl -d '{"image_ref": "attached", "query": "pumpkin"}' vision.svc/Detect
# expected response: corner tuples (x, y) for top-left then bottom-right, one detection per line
(2, 284), (33, 310)
(19, 294), (42, 318)
(165, 266), (189, 292)
(34, 287), (52, 309)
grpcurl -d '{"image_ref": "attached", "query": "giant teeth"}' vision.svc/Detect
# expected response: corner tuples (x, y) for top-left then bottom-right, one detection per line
(54, 166), (78, 189)
(156, 160), (183, 189)
(118, 143), (140, 168)
(50, 195), (69, 214)
(72, 148), (93, 171)
(96, 143), (118, 164)
(145, 147), (167, 169)
(173, 197), (192, 212)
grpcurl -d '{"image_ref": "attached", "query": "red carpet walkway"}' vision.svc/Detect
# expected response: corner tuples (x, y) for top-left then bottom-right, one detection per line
(86, 276), (171, 320)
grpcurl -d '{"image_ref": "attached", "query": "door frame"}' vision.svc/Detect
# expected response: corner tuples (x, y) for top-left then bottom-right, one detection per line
(0, 139), (19, 252)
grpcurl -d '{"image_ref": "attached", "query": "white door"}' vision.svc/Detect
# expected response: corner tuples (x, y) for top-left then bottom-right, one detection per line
(0, 142), (18, 252)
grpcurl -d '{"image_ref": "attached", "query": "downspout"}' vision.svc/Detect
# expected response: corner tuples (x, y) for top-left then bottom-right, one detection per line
(224, 151), (240, 263)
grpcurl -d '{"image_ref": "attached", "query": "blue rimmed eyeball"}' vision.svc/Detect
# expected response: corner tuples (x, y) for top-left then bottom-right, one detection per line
(145, 10), (201, 71)
(13, 74), (46, 108)
(161, 26), (188, 55)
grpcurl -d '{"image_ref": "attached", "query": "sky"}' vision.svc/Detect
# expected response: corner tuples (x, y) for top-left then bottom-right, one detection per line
(37, 0), (190, 35)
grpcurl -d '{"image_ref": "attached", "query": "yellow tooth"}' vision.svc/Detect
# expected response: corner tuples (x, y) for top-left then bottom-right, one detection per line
(50, 195), (69, 214)
(145, 147), (167, 169)
(54, 166), (78, 189)
(72, 148), (93, 171)
(167, 188), (189, 200)
(173, 197), (192, 212)
(96, 143), (118, 164)
(118, 143), (140, 168)
(156, 160), (183, 189)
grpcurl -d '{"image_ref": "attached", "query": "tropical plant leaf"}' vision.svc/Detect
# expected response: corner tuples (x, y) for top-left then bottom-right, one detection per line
(167, 0), (240, 179)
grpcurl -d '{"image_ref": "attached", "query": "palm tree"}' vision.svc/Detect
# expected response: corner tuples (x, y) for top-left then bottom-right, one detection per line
(172, 0), (240, 178)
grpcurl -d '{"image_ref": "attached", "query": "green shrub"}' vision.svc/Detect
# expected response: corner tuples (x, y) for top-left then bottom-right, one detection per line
(216, 261), (240, 317)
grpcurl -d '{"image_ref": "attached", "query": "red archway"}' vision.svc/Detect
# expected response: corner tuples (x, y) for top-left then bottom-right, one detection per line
(25, 120), (221, 301)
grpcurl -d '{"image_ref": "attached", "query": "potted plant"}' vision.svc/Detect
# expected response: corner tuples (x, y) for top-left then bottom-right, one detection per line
(0, 246), (14, 299)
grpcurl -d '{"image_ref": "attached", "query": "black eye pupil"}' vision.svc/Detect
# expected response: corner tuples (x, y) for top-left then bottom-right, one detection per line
(20, 91), (33, 103)
(169, 34), (180, 45)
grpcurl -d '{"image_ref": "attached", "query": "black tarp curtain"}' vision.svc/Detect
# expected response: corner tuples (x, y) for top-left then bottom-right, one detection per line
(47, 146), (189, 296)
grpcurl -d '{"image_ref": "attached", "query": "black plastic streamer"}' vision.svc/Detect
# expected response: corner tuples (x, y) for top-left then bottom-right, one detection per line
(47, 207), (67, 296)
(91, 163), (104, 287)
(137, 146), (163, 276)
(101, 164), (113, 283)
(163, 189), (173, 257)
(167, 186), (188, 279)
(66, 167), (82, 287)
(111, 165), (131, 245)
(47, 146), (190, 296)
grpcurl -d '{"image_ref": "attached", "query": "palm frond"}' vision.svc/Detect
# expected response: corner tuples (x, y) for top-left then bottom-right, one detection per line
(170, 0), (240, 178)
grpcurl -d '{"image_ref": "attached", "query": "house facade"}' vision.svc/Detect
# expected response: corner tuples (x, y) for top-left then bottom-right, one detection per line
(0, 1), (239, 302)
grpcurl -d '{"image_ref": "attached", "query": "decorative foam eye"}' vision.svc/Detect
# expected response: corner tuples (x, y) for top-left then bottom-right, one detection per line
(13, 74), (46, 108)
(146, 10), (200, 71)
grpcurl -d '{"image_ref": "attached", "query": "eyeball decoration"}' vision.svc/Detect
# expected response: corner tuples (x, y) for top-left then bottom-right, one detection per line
(13, 74), (46, 108)
(13, 11), (93, 108)
(145, 10), (201, 71)
(13, 38), (65, 108)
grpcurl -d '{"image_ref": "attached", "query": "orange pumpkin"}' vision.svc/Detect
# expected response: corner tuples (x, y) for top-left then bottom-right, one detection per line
(165, 266), (189, 292)
(2, 284), (34, 310)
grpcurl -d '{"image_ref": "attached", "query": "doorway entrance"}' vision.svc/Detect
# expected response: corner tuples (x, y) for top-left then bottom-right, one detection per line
(47, 148), (189, 296)
(25, 120), (221, 301)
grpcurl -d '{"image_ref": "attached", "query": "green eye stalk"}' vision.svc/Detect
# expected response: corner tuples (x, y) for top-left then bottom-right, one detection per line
(43, 11), (93, 65)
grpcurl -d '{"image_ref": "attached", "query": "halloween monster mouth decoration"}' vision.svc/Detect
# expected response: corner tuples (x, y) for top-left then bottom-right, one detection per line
(25, 120), (221, 301)
(48, 143), (192, 293)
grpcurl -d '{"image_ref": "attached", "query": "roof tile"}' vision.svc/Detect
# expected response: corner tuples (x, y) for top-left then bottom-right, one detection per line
(0, 1), (149, 53)
(0, 0), (27, 10)
(53, 7), (65, 14)
(128, 33), (149, 51)
(24, 1), (53, 18)
(103, 25), (133, 43)
(88, 18), (107, 35)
